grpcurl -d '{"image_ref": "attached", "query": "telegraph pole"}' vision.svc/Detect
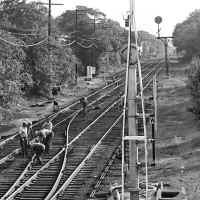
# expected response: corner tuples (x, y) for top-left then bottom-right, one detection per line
(37, 1), (63, 80)
(75, 9), (78, 84)
(48, 0), (51, 45)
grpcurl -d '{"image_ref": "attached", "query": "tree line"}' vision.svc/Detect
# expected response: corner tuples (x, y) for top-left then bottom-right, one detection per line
(172, 9), (200, 117)
(0, 0), (161, 108)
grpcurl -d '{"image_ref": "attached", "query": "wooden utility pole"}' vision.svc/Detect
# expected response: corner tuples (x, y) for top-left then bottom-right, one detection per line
(37, 1), (63, 79)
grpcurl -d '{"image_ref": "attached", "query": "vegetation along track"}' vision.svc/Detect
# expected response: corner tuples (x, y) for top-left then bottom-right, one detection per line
(0, 69), (127, 199)
(0, 60), (163, 199)
(0, 69), (126, 166)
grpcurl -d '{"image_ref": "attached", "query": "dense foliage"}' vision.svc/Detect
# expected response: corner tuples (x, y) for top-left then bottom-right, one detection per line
(187, 57), (200, 117)
(173, 10), (200, 117)
(0, 0), (163, 109)
(56, 6), (127, 74)
(173, 9), (200, 60)
(0, 0), (77, 105)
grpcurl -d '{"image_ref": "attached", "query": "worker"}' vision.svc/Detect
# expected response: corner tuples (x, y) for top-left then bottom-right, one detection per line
(29, 138), (45, 165)
(53, 100), (59, 112)
(108, 183), (121, 200)
(19, 121), (29, 157)
(26, 121), (33, 138)
(80, 97), (88, 116)
(42, 120), (53, 132)
(36, 128), (54, 154)
(118, 92), (124, 110)
(43, 129), (54, 153)
(52, 86), (58, 98)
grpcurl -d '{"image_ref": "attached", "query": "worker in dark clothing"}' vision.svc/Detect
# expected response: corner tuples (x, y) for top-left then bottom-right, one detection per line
(80, 97), (88, 116)
(53, 100), (59, 112)
(19, 122), (29, 157)
(26, 121), (33, 138)
(29, 139), (45, 165)
(52, 86), (58, 98)
(44, 130), (54, 153)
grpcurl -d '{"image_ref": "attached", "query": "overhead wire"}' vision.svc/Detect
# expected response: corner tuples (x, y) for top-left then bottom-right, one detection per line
(76, 41), (97, 48)
(0, 36), (48, 47)
(7, 32), (44, 36)
(59, 40), (76, 47)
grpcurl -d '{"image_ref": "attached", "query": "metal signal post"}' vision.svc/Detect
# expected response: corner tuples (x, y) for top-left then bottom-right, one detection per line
(124, 0), (139, 199)
(154, 16), (174, 76)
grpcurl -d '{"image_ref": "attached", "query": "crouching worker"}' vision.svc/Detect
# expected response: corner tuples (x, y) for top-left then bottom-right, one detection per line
(36, 128), (54, 154)
(29, 138), (45, 165)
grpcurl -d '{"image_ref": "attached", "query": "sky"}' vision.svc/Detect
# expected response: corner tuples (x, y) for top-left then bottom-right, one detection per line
(41, 0), (200, 36)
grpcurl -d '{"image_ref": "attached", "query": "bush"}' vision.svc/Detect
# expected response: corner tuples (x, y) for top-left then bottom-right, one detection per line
(188, 56), (200, 118)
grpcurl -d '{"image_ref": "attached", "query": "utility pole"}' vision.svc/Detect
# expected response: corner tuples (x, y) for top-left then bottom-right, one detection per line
(75, 9), (78, 84)
(37, 1), (63, 80)
(164, 40), (169, 76)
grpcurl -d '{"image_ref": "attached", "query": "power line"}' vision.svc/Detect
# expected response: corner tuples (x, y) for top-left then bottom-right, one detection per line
(59, 40), (76, 47)
(76, 41), (97, 49)
(0, 36), (48, 47)
(7, 32), (44, 36)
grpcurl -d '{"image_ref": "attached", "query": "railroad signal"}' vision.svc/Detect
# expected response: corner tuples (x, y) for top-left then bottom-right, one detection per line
(154, 16), (162, 24)
(154, 16), (175, 76)
(125, 15), (129, 27)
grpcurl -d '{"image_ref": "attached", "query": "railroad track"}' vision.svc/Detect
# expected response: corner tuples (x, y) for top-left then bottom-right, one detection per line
(0, 59), (160, 165)
(4, 96), (123, 200)
(0, 69), (128, 199)
(0, 60), (163, 200)
(0, 70), (127, 166)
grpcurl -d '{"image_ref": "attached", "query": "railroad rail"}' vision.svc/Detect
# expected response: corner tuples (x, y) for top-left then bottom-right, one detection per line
(0, 70), (126, 166)
(0, 68), (128, 199)
(0, 60), (163, 200)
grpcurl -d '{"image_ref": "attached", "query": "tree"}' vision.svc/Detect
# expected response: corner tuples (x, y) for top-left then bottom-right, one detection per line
(0, 30), (25, 107)
(0, 0), (76, 98)
(173, 9), (200, 59)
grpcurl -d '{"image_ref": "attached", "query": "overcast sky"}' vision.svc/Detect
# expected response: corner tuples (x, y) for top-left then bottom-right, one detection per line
(42, 0), (200, 36)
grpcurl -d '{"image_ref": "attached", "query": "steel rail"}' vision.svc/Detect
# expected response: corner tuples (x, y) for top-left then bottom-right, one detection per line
(5, 97), (123, 200)
(50, 113), (123, 200)
(0, 70), (125, 150)
(49, 61), (163, 199)
(44, 62), (162, 199)
(3, 85), (126, 198)
(1, 59), (163, 200)
(0, 74), (125, 165)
